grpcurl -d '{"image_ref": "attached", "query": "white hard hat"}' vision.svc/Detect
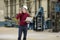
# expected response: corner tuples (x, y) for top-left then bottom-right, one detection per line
(23, 5), (28, 9)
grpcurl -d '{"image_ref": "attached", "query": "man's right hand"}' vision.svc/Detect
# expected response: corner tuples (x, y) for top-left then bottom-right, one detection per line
(25, 21), (30, 23)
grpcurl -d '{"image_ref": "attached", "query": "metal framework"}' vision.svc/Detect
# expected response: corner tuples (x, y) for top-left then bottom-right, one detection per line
(4, 0), (41, 18)
(49, 0), (60, 32)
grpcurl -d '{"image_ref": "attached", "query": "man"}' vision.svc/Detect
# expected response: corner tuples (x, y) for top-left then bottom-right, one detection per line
(16, 6), (30, 40)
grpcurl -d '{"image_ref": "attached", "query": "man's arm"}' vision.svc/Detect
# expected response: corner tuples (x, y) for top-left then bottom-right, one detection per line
(25, 13), (33, 23)
(14, 14), (21, 25)
(16, 13), (21, 19)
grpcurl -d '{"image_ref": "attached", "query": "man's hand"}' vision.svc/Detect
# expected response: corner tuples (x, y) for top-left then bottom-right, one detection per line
(25, 20), (30, 23)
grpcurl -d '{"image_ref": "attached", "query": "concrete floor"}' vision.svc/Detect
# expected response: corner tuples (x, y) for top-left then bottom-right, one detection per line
(0, 27), (60, 40)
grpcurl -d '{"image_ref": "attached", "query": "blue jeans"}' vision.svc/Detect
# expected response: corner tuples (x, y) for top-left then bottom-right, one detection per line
(18, 25), (28, 40)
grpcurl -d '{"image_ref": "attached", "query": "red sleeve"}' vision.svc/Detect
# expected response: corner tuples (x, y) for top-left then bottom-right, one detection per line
(16, 13), (21, 19)
(27, 13), (30, 17)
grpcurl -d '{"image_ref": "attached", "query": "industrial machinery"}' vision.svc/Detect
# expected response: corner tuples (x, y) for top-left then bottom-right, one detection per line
(4, 17), (16, 27)
(33, 7), (44, 31)
(50, 1), (60, 32)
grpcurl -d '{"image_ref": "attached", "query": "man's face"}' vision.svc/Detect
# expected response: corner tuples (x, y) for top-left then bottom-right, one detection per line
(22, 8), (27, 13)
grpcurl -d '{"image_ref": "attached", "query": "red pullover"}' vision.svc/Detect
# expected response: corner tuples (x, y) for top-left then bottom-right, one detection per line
(16, 13), (30, 26)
